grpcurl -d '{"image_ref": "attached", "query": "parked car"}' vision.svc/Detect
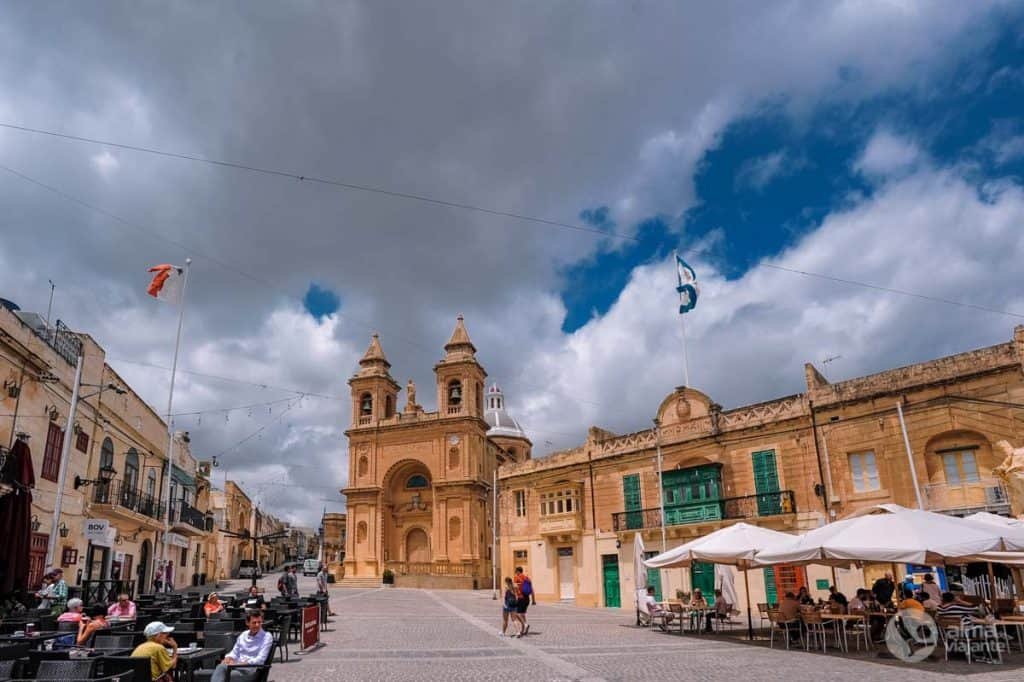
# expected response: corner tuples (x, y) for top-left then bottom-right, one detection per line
(238, 559), (262, 579)
(303, 558), (320, 577)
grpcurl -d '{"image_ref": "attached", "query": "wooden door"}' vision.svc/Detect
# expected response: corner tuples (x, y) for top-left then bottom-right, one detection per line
(28, 533), (49, 589)
(692, 561), (716, 605)
(558, 547), (575, 600)
(602, 555), (621, 608)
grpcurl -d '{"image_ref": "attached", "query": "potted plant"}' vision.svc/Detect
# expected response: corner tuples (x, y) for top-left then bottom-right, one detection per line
(382, 568), (394, 586)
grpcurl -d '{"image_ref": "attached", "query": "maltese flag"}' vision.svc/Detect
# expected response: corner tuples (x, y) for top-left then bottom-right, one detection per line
(146, 264), (185, 304)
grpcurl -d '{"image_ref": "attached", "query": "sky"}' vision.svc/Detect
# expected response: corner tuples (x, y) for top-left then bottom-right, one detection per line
(1, 2), (1023, 526)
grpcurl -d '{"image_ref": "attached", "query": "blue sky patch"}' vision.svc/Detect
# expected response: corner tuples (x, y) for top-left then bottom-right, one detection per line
(303, 283), (341, 320)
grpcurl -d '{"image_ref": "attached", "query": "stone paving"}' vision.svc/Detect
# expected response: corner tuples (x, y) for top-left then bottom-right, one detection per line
(220, 576), (1024, 681)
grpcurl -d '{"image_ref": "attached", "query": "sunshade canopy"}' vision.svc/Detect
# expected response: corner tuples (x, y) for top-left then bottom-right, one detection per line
(642, 522), (795, 570)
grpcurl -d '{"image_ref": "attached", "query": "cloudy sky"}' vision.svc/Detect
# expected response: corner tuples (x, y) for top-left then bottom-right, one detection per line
(2, 2), (1023, 526)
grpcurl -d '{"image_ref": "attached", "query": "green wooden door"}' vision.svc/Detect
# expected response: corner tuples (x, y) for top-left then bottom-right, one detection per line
(602, 555), (621, 608)
(763, 567), (778, 606)
(623, 474), (642, 529)
(692, 561), (716, 605)
(752, 449), (781, 515)
(644, 552), (662, 601)
(662, 465), (722, 525)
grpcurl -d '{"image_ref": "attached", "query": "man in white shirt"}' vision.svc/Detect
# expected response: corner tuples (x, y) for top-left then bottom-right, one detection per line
(644, 586), (674, 628)
(211, 611), (273, 682)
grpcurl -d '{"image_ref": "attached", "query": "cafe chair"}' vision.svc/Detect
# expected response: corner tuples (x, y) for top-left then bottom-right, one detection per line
(35, 659), (97, 680)
(93, 634), (135, 650)
(767, 610), (802, 650)
(800, 611), (829, 653)
(203, 632), (237, 652)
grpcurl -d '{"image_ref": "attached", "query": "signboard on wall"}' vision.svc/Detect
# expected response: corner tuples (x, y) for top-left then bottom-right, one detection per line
(84, 520), (109, 543)
(164, 532), (189, 548)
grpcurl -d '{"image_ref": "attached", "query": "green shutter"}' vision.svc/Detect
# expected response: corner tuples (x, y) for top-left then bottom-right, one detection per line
(644, 552), (663, 601)
(752, 450), (781, 515)
(691, 561), (716, 605)
(662, 465), (722, 525)
(623, 474), (642, 530)
(763, 567), (778, 606)
(602, 555), (621, 608)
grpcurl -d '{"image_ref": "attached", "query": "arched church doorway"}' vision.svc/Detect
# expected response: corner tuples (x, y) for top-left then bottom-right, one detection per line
(406, 528), (429, 563)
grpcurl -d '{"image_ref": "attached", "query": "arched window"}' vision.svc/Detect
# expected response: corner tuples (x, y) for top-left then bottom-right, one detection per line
(124, 448), (139, 492)
(476, 382), (482, 413)
(146, 469), (156, 499)
(507, 447), (516, 460)
(100, 437), (114, 470)
(448, 380), (462, 406)
(359, 393), (373, 416)
(406, 474), (429, 489)
(384, 394), (394, 418)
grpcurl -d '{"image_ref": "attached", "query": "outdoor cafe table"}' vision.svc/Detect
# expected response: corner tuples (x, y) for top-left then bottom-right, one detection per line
(970, 618), (1024, 653)
(0, 631), (64, 647)
(173, 646), (225, 682)
(820, 613), (871, 652)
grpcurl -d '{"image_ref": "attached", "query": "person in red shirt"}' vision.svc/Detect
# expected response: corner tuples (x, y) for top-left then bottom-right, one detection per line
(513, 567), (534, 635)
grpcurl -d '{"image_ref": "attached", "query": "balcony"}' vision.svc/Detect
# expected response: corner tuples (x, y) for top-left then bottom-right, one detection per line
(91, 480), (166, 529)
(539, 512), (583, 540)
(170, 501), (212, 536)
(612, 490), (796, 533)
(923, 478), (1010, 515)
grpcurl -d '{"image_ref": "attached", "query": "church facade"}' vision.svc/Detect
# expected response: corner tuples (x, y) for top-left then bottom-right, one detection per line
(341, 317), (530, 588)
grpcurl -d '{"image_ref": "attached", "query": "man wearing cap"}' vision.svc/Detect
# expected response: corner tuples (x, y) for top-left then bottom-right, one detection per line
(211, 611), (273, 682)
(131, 621), (178, 681)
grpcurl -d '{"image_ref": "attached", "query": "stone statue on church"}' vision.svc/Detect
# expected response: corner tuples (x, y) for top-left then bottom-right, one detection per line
(405, 378), (417, 411)
(994, 440), (1024, 518)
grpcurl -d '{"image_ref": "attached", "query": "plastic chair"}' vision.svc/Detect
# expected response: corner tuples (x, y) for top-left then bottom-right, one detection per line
(767, 610), (801, 650)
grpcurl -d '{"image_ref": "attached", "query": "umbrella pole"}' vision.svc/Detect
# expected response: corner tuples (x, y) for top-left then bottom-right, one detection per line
(988, 562), (997, 602)
(744, 568), (753, 641)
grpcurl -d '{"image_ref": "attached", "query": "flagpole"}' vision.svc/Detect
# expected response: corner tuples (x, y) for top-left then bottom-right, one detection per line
(160, 258), (191, 590)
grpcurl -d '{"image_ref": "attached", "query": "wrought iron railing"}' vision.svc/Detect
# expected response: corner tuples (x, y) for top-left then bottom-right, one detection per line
(93, 480), (166, 521)
(170, 501), (211, 531)
(81, 579), (135, 607)
(612, 490), (796, 532)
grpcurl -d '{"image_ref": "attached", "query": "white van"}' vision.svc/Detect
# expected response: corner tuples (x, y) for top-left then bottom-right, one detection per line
(237, 559), (261, 579)
(303, 558), (320, 577)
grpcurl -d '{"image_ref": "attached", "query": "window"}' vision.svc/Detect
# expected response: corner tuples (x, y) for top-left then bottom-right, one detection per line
(359, 393), (372, 416)
(146, 470), (156, 499)
(41, 422), (64, 482)
(180, 547), (188, 567)
(540, 489), (579, 516)
(942, 450), (980, 484)
(514, 549), (528, 561)
(61, 547), (78, 566)
(125, 448), (139, 492)
(406, 474), (429, 489)
(384, 394), (394, 418)
(75, 431), (89, 453)
(848, 451), (880, 493)
(514, 490), (526, 517)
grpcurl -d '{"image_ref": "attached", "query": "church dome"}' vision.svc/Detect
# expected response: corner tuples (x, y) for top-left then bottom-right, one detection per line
(484, 383), (528, 439)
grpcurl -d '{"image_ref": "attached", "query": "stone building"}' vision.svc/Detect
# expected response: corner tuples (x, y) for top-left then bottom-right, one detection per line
(0, 298), (213, 599)
(497, 326), (1024, 608)
(341, 317), (529, 588)
(322, 511), (346, 579)
(210, 480), (254, 579)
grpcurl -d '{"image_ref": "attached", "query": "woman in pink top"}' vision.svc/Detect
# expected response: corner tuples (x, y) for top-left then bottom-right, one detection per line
(57, 598), (85, 622)
(107, 593), (137, 618)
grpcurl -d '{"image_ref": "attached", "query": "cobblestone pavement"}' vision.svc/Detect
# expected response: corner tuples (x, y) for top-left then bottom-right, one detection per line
(221, 576), (1024, 681)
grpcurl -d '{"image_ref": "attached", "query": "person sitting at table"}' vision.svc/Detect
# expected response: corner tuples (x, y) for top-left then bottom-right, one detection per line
(897, 584), (924, 612)
(643, 586), (674, 627)
(847, 588), (868, 612)
(34, 573), (55, 611)
(921, 573), (942, 603)
(204, 592), (225, 618)
(704, 589), (730, 632)
(244, 586), (267, 612)
(917, 589), (939, 610)
(795, 586), (814, 606)
(777, 592), (802, 642)
(75, 606), (109, 646)
(210, 610), (273, 682)
(132, 621), (178, 682)
(937, 591), (980, 624)
(827, 585), (848, 611)
(107, 592), (137, 618)
(57, 597), (86, 623)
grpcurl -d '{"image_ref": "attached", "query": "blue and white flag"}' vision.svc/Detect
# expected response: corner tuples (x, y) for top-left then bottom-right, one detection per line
(675, 253), (699, 314)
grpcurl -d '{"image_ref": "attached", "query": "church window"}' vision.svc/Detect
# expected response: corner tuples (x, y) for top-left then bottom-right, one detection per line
(406, 474), (429, 489)
(448, 380), (462, 406)
(359, 393), (373, 416)
(384, 395), (394, 418)
(476, 382), (482, 413)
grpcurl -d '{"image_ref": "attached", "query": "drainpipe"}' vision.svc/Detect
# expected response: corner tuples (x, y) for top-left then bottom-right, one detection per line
(808, 400), (829, 513)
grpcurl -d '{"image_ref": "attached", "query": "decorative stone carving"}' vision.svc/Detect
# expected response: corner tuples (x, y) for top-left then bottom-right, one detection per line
(405, 378), (419, 412)
(674, 396), (691, 420)
(994, 440), (1024, 518)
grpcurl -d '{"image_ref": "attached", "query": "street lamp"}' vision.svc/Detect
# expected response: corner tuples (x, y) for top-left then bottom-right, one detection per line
(58, 522), (69, 538)
(31, 514), (41, 532)
(73, 464), (117, 490)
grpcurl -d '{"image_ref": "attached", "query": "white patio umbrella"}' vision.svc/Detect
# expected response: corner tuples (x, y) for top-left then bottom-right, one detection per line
(641, 522), (796, 638)
(633, 532), (647, 624)
(755, 506), (1008, 566)
(965, 512), (1024, 551)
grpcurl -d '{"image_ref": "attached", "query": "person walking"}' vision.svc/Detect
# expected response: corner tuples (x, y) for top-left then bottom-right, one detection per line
(316, 563), (337, 616)
(49, 568), (68, 616)
(500, 577), (521, 637)
(285, 565), (299, 599)
(513, 566), (533, 636)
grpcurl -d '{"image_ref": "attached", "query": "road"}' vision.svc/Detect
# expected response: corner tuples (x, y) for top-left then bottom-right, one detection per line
(216, 574), (1022, 681)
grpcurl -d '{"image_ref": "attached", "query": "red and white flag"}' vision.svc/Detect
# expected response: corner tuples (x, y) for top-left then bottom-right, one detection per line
(146, 264), (185, 304)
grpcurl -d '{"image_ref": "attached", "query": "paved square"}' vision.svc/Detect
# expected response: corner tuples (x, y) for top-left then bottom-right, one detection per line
(223, 577), (1024, 681)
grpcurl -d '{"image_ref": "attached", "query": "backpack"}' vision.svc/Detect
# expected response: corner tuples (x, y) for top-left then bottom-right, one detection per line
(521, 578), (533, 596)
(277, 576), (286, 594)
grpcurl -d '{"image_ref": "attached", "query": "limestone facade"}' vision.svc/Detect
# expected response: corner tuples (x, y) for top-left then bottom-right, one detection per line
(342, 317), (529, 588)
(496, 326), (1024, 608)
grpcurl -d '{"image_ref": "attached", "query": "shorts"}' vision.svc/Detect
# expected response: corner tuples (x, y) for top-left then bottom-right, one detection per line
(516, 597), (530, 614)
(502, 605), (515, 613)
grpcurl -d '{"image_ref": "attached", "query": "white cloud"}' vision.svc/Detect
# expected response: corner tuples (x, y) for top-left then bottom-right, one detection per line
(90, 150), (119, 177)
(855, 130), (922, 177)
(735, 150), (794, 191)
